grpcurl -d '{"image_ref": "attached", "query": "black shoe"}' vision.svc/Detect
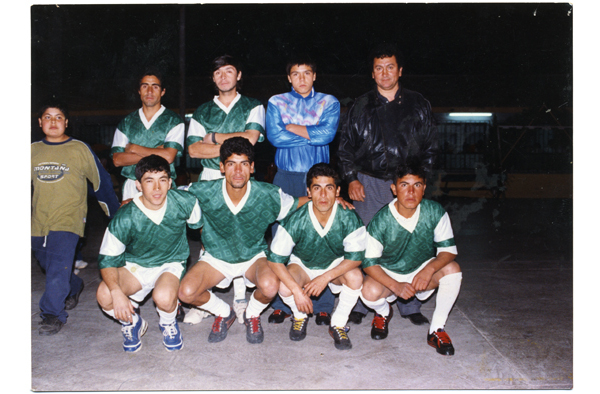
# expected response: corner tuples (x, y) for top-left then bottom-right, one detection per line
(39, 315), (64, 336)
(329, 326), (352, 350)
(370, 308), (393, 340)
(65, 283), (84, 310)
(176, 302), (185, 323)
(243, 312), (264, 344)
(427, 328), (455, 356)
(268, 309), (291, 324)
(289, 316), (309, 341)
(315, 312), (331, 326)
(347, 311), (365, 325)
(403, 312), (430, 326)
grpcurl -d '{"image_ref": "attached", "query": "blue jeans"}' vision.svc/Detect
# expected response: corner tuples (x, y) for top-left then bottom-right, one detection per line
(270, 287), (335, 315)
(32, 231), (83, 323)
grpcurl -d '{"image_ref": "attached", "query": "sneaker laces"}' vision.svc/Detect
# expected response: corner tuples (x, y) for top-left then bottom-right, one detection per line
(433, 329), (451, 345)
(372, 313), (389, 330)
(247, 315), (261, 333)
(212, 316), (225, 333)
(292, 317), (307, 331)
(332, 326), (349, 340)
(121, 324), (134, 340)
(162, 323), (178, 339)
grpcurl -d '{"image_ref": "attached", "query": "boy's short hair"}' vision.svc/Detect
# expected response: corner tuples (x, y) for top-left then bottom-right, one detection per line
(139, 67), (165, 89)
(135, 154), (171, 181)
(394, 158), (429, 182)
(38, 101), (70, 120)
(286, 55), (317, 75)
(219, 137), (255, 164)
(306, 162), (340, 187)
(211, 54), (243, 91)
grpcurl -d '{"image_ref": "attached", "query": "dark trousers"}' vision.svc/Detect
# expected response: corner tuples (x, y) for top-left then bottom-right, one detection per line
(32, 231), (83, 323)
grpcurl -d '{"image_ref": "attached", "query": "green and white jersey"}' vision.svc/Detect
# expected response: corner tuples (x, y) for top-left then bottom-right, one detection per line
(188, 179), (298, 264)
(111, 105), (184, 180)
(187, 93), (265, 170)
(268, 202), (367, 270)
(98, 189), (201, 269)
(364, 198), (457, 275)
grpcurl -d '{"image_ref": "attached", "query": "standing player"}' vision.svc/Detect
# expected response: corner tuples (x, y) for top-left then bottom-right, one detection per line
(179, 137), (307, 345)
(96, 155), (201, 352)
(186, 55), (266, 322)
(32, 102), (119, 335)
(265, 55), (340, 325)
(111, 68), (185, 201)
(360, 161), (462, 356)
(267, 163), (366, 350)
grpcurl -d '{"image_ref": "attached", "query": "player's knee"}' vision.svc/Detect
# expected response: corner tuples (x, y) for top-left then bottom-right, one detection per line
(96, 282), (111, 308)
(258, 275), (280, 299)
(360, 280), (380, 302)
(153, 287), (178, 310)
(177, 282), (197, 304)
(344, 268), (364, 289)
(443, 261), (461, 276)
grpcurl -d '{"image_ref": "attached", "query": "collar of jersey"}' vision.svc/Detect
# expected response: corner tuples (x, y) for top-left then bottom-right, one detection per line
(308, 201), (337, 237)
(212, 92), (241, 114)
(388, 199), (420, 233)
(133, 191), (168, 225)
(138, 105), (166, 129)
(222, 178), (251, 215)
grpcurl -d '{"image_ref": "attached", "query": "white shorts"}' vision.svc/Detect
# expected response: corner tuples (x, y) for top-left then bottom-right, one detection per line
(199, 250), (265, 289)
(288, 255), (344, 294)
(381, 258), (436, 302)
(125, 261), (185, 303)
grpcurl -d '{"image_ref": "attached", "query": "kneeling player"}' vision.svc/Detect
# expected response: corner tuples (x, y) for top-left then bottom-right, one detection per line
(268, 163), (366, 350)
(96, 155), (201, 352)
(360, 161), (462, 356)
(179, 137), (309, 345)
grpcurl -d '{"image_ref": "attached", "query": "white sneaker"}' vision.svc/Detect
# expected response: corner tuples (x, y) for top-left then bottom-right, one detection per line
(233, 299), (248, 324)
(183, 307), (210, 325)
(75, 260), (88, 269)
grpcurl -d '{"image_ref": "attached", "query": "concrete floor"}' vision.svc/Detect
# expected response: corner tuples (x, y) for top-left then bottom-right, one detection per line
(24, 197), (575, 392)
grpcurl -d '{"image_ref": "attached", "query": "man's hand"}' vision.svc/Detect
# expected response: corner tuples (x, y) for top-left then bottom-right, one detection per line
(292, 288), (314, 314)
(391, 282), (416, 300)
(348, 180), (366, 202)
(336, 197), (355, 210)
(303, 274), (330, 298)
(411, 266), (435, 292)
(110, 288), (135, 323)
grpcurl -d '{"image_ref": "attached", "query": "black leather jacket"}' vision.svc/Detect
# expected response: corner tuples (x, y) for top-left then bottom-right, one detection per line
(338, 85), (438, 183)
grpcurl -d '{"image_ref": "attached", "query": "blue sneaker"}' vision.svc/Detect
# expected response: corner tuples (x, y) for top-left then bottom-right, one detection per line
(121, 317), (148, 353)
(160, 321), (183, 351)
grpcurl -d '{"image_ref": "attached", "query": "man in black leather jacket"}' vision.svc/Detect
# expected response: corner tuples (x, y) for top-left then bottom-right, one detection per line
(338, 43), (438, 326)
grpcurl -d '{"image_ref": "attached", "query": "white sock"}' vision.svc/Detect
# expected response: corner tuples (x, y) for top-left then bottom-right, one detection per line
(244, 291), (269, 318)
(103, 308), (139, 326)
(360, 294), (390, 317)
(330, 285), (362, 327)
(233, 277), (247, 301)
(157, 306), (177, 326)
(430, 272), (462, 333)
(281, 294), (307, 320)
(200, 291), (231, 317)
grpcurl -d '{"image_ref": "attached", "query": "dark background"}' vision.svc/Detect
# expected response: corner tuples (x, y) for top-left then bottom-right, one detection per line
(31, 2), (573, 114)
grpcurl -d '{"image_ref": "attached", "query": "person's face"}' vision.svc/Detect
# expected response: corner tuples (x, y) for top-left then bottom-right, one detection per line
(372, 56), (402, 93)
(38, 107), (68, 142)
(220, 153), (254, 189)
(287, 64), (316, 98)
(135, 170), (171, 210)
(138, 75), (165, 108)
(307, 176), (340, 215)
(391, 174), (426, 217)
(213, 65), (241, 94)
